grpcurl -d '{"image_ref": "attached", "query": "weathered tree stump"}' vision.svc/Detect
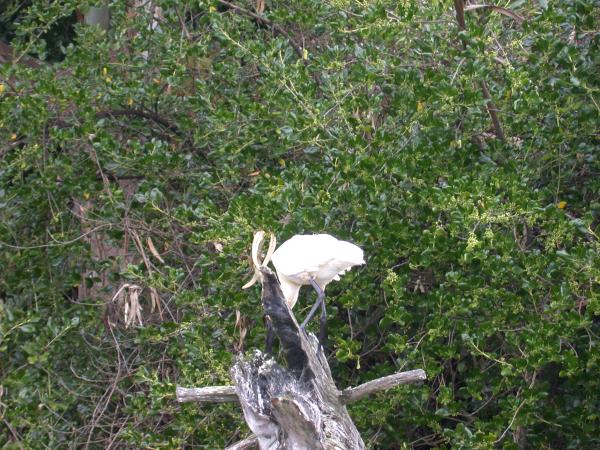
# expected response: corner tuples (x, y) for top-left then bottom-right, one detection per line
(176, 264), (426, 449)
(230, 267), (365, 449)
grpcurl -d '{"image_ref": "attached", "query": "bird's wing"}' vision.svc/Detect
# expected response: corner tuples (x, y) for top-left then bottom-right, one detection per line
(271, 234), (338, 276)
(272, 234), (364, 279)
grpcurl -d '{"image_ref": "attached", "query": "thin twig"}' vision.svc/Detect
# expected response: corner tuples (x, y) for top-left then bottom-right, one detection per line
(453, 0), (506, 142)
(87, 143), (114, 203)
(2, 418), (21, 442)
(0, 224), (112, 250)
(494, 399), (526, 444)
(84, 325), (124, 450)
(464, 4), (525, 25)
(96, 108), (180, 134)
(216, 0), (305, 61)
(480, 80), (506, 142)
(106, 414), (131, 450)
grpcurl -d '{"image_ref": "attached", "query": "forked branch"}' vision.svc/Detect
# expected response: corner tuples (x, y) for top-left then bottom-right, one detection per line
(176, 369), (427, 405)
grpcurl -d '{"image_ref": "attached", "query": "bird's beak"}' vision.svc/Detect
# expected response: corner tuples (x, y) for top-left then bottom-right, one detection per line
(242, 231), (276, 289)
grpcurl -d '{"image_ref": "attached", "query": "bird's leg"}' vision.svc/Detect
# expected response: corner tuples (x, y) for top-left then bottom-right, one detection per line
(319, 290), (327, 352)
(265, 315), (274, 356)
(301, 279), (327, 352)
(301, 279), (325, 328)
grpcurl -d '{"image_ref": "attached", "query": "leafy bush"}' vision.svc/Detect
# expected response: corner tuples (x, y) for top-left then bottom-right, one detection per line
(1, 1), (598, 448)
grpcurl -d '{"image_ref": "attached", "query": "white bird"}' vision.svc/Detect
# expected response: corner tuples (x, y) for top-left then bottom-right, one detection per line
(243, 232), (365, 351)
(271, 234), (365, 346)
(271, 234), (364, 307)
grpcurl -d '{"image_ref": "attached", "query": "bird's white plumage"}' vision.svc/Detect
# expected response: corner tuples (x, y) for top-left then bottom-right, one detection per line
(271, 234), (365, 308)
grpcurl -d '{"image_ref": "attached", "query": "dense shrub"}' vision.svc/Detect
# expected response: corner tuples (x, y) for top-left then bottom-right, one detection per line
(1, 1), (598, 448)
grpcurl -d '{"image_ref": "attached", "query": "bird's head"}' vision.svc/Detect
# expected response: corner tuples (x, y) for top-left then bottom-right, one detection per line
(336, 240), (365, 267)
(242, 230), (276, 289)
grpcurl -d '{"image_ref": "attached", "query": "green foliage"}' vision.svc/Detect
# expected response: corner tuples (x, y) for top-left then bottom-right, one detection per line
(1, 0), (599, 448)
(0, 0), (78, 62)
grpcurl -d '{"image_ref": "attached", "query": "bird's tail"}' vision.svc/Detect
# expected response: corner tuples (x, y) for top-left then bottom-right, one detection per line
(242, 231), (276, 289)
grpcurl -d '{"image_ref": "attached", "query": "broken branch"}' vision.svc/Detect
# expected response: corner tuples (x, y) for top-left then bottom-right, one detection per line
(176, 385), (238, 403)
(176, 368), (426, 404)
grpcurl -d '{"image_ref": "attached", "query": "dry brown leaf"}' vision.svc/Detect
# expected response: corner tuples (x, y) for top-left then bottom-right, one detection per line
(111, 283), (144, 328)
(413, 278), (426, 294)
(129, 287), (143, 327)
(235, 309), (242, 329)
(255, 0), (265, 14)
(150, 287), (160, 314)
(234, 309), (248, 352)
(124, 299), (130, 326)
(147, 237), (165, 263)
(238, 326), (247, 350)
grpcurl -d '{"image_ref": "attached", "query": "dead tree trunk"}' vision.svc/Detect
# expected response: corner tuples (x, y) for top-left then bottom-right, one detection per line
(231, 267), (364, 449)
(177, 265), (426, 449)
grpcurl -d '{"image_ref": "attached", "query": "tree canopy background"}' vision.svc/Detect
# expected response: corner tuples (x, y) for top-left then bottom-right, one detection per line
(1, 0), (599, 448)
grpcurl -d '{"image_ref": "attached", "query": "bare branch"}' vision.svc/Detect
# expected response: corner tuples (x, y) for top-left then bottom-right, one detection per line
(480, 80), (506, 142)
(0, 223), (112, 250)
(176, 386), (238, 403)
(225, 435), (259, 450)
(340, 369), (427, 404)
(176, 368), (428, 405)
(453, 0), (466, 31)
